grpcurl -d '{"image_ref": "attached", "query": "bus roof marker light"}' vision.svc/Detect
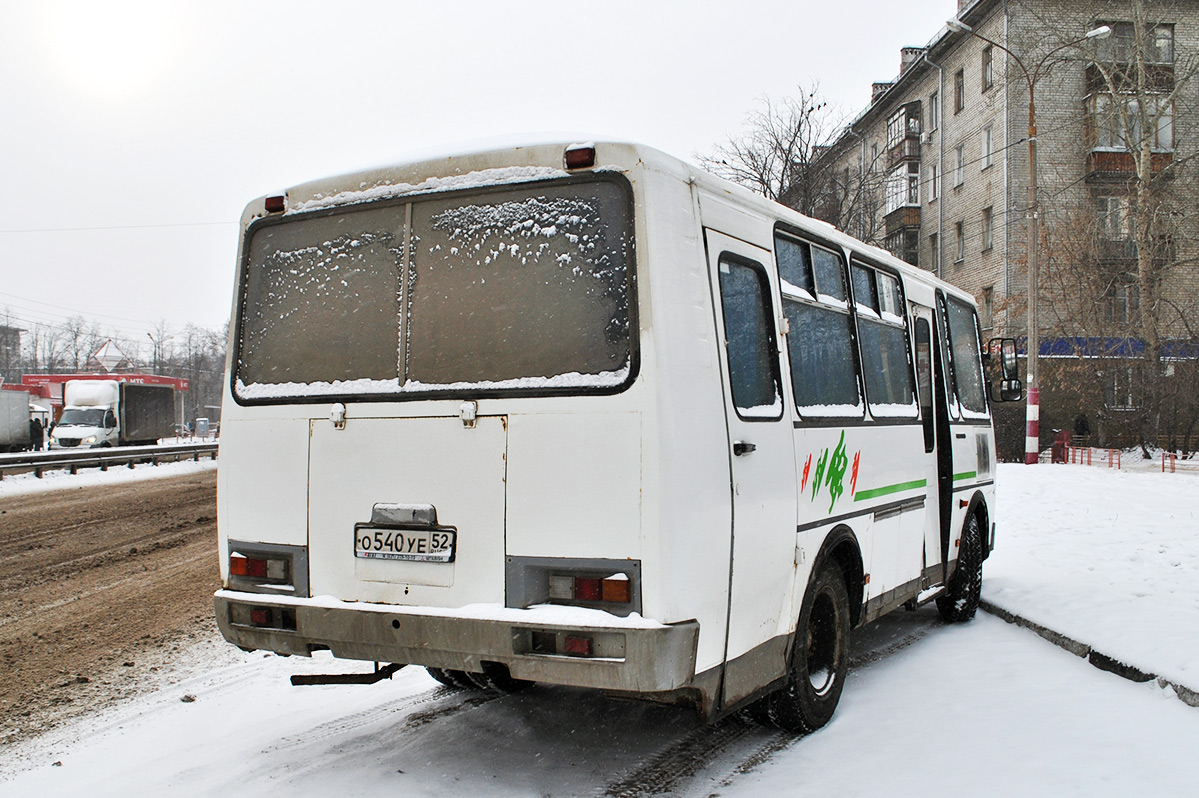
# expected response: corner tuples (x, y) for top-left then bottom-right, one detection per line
(264, 195), (286, 213)
(564, 144), (596, 170)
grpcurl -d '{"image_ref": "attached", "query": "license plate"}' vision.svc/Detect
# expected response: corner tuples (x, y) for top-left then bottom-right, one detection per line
(354, 526), (456, 562)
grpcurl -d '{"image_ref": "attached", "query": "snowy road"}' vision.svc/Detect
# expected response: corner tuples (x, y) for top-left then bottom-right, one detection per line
(5, 606), (1196, 797)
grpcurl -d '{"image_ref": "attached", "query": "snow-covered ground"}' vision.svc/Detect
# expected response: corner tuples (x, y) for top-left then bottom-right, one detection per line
(0, 453), (218, 499)
(986, 459), (1199, 694)
(2, 458), (1198, 796)
(4, 614), (1196, 797)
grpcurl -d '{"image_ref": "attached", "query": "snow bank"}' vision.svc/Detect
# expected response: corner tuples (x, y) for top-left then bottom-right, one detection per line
(984, 461), (1199, 691)
(0, 457), (217, 499)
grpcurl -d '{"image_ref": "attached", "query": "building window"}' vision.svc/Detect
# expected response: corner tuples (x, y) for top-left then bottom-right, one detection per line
(1105, 280), (1140, 324)
(1096, 195), (1132, 240)
(982, 207), (993, 251)
(1105, 365), (1138, 410)
(982, 46), (994, 91)
(871, 143), (880, 171)
(929, 91), (939, 130)
(981, 286), (994, 330)
(930, 233), (940, 272)
(954, 145), (965, 186)
(929, 163), (939, 200)
(954, 221), (965, 262)
(1097, 22), (1174, 64)
(1088, 94), (1173, 151)
(954, 69), (965, 113)
(982, 125), (993, 169)
(886, 109), (908, 149)
(884, 163), (920, 215)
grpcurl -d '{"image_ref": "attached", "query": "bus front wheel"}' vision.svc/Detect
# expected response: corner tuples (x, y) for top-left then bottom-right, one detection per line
(767, 559), (850, 734)
(937, 514), (983, 623)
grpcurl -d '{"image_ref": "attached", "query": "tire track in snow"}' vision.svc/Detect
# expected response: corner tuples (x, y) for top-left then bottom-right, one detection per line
(603, 623), (933, 797)
(262, 684), (502, 753)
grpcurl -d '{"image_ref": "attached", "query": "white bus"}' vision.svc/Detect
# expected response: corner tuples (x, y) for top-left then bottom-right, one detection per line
(215, 141), (1021, 732)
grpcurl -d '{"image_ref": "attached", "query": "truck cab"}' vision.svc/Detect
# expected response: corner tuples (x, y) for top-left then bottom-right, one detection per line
(50, 380), (122, 449)
(50, 404), (119, 448)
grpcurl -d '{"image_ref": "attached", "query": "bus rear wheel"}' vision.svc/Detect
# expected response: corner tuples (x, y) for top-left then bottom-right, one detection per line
(425, 667), (463, 688)
(767, 559), (850, 734)
(937, 513), (983, 623)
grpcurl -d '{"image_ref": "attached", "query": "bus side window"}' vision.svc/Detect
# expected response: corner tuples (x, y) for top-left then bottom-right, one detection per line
(775, 235), (864, 418)
(717, 255), (783, 420)
(936, 295), (962, 420)
(852, 261), (917, 418)
(915, 318), (935, 452)
(943, 296), (988, 417)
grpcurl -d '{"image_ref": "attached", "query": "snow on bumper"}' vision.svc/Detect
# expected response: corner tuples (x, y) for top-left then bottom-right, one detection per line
(213, 590), (699, 693)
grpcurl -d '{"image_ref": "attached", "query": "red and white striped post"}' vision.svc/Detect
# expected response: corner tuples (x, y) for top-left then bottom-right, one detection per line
(1024, 386), (1040, 464)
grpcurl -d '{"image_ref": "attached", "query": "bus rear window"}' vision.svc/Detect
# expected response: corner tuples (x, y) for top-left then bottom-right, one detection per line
(234, 178), (634, 401)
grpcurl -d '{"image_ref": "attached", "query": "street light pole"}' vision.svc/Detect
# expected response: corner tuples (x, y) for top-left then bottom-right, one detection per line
(945, 18), (1110, 463)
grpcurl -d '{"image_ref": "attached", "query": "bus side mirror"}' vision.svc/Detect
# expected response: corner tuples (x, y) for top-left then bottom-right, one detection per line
(995, 379), (1024, 402)
(986, 338), (1024, 402)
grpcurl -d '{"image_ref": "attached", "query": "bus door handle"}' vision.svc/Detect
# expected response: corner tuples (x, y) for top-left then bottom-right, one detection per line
(733, 441), (757, 456)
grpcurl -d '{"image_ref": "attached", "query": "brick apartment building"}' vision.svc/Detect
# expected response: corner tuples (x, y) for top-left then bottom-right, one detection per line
(818, 0), (1199, 455)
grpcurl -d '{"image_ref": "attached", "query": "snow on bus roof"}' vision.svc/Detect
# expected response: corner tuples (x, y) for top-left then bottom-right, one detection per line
(289, 165), (570, 213)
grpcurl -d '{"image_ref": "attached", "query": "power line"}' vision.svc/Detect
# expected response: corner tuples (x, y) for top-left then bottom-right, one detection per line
(0, 289), (164, 328)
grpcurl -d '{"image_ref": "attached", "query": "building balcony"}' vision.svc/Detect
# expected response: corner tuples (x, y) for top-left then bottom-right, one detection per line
(1085, 62), (1174, 94)
(886, 136), (921, 170)
(1095, 237), (1175, 265)
(883, 206), (921, 233)
(1085, 149), (1174, 183)
(1096, 238), (1136, 262)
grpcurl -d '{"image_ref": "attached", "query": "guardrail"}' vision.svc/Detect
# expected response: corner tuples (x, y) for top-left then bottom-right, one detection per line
(0, 442), (218, 481)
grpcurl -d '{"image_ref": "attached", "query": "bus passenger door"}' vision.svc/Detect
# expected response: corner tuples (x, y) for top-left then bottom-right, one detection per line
(704, 230), (798, 709)
(913, 307), (948, 587)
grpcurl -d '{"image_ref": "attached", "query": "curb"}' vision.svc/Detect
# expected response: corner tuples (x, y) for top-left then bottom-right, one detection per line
(979, 600), (1199, 708)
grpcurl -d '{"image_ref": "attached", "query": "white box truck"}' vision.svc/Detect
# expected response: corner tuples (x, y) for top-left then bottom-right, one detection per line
(0, 390), (31, 452)
(50, 380), (175, 448)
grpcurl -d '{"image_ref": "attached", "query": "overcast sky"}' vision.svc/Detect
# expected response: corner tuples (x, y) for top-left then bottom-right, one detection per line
(0, 0), (956, 346)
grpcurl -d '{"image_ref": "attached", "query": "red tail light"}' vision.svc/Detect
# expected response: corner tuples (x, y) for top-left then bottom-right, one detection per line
(563, 635), (593, 657)
(547, 573), (632, 605)
(229, 554), (274, 579)
(575, 577), (603, 601)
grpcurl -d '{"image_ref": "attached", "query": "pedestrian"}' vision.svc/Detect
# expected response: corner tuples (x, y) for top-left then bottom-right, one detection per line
(30, 417), (44, 451)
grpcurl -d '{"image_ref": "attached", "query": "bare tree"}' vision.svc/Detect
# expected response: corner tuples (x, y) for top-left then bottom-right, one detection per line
(699, 86), (844, 212)
(699, 84), (890, 246)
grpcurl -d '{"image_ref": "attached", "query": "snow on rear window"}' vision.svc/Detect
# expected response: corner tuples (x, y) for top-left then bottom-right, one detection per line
(235, 178), (633, 402)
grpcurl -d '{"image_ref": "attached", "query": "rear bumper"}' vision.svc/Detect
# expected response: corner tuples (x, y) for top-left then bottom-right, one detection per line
(214, 590), (699, 694)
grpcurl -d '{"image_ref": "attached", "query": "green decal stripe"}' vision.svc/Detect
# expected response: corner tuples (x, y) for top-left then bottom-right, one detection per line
(953, 471), (978, 481)
(854, 479), (927, 501)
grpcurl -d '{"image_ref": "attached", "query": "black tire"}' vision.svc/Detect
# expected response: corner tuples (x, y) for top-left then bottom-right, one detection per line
(425, 667), (459, 688)
(744, 694), (775, 727)
(767, 559), (851, 734)
(937, 513), (983, 623)
(442, 669), (481, 689)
